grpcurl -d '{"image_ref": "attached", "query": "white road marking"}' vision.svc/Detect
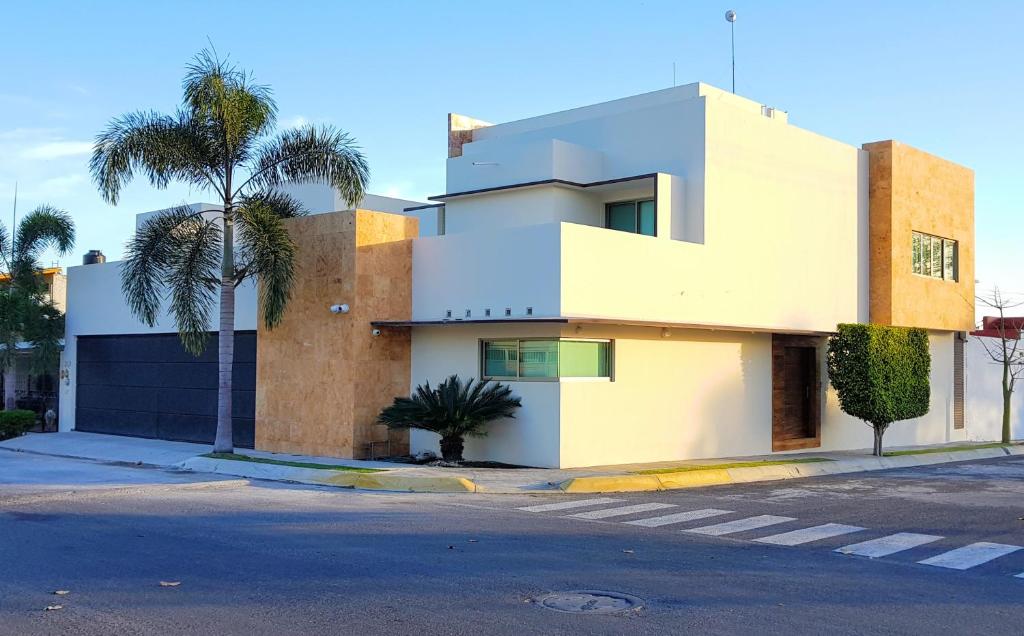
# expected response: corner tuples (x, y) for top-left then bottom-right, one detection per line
(623, 508), (734, 528)
(1015, 572), (1024, 579)
(754, 523), (866, 546)
(518, 498), (623, 513)
(567, 502), (677, 520)
(918, 542), (1023, 570)
(684, 515), (796, 536)
(836, 533), (943, 558)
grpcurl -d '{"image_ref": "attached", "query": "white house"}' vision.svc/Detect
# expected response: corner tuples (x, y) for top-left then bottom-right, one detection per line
(59, 83), (1012, 468)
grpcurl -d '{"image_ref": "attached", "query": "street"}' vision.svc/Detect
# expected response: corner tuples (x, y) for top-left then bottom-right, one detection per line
(1, 451), (1023, 635)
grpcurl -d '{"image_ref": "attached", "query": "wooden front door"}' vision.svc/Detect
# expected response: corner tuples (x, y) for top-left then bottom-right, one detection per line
(772, 334), (822, 451)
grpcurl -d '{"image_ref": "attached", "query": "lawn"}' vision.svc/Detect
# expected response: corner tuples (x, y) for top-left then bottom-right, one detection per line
(883, 442), (1013, 457)
(203, 453), (385, 473)
(632, 457), (833, 475)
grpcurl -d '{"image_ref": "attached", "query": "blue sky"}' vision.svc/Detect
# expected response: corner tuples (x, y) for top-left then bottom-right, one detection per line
(1, 0), (1020, 295)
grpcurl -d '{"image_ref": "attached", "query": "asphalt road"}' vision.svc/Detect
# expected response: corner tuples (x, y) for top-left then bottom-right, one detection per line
(1, 451), (1023, 635)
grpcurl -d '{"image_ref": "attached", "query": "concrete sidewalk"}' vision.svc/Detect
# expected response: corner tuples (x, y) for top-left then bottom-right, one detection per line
(2, 431), (1022, 494)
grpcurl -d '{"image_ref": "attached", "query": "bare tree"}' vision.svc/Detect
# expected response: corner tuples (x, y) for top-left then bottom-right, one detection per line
(975, 288), (1024, 443)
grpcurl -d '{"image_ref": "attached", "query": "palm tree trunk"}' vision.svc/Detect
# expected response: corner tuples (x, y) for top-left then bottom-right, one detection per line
(2, 368), (15, 410)
(439, 435), (465, 463)
(212, 214), (235, 454)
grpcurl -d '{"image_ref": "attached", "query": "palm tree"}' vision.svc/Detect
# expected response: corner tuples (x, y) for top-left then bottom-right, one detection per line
(378, 375), (522, 463)
(0, 205), (75, 410)
(90, 49), (369, 453)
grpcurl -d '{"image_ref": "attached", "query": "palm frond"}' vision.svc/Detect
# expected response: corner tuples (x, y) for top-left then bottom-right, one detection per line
(236, 197), (298, 329)
(378, 375), (522, 439)
(184, 48), (276, 164)
(240, 190), (307, 219)
(121, 206), (217, 329)
(165, 215), (222, 355)
(91, 110), (217, 204)
(242, 124), (369, 206)
(0, 222), (10, 271)
(14, 205), (75, 259)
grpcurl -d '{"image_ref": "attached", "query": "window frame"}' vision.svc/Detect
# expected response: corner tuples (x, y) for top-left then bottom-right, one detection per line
(604, 198), (656, 237)
(911, 230), (959, 282)
(479, 338), (614, 382)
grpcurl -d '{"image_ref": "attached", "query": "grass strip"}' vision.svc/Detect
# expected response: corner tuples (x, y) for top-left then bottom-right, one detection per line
(883, 442), (1012, 457)
(203, 453), (384, 473)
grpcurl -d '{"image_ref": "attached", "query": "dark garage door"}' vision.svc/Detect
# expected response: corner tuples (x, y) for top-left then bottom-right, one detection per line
(76, 332), (256, 448)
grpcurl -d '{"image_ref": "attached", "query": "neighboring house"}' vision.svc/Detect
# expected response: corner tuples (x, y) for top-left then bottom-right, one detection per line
(966, 317), (1024, 440)
(1, 267), (66, 419)
(60, 83), (994, 467)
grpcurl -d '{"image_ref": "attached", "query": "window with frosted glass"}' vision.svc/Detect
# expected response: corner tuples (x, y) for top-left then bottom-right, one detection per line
(605, 200), (655, 237)
(481, 339), (612, 380)
(558, 340), (611, 377)
(911, 231), (957, 281)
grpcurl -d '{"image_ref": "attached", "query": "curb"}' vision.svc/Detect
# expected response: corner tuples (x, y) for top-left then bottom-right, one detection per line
(179, 457), (480, 493)
(557, 446), (1021, 493)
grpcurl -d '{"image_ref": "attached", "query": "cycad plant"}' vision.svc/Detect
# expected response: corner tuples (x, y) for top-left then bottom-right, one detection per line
(378, 375), (522, 463)
(91, 49), (369, 452)
(0, 205), (75, 410)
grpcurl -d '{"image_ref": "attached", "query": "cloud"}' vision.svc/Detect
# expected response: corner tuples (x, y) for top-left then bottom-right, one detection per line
(22, 140), (94, 160)
(281, 115), (309, 129)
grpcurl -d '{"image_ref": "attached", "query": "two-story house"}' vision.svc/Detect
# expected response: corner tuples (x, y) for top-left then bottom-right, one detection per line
(59, 83), (978, 468)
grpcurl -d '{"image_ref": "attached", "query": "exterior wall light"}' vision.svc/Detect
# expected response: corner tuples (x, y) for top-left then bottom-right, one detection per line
(330, 304), (350, 314)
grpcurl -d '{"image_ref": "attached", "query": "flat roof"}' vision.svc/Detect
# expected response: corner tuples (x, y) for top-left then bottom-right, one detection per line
(427, 173), (657, 203)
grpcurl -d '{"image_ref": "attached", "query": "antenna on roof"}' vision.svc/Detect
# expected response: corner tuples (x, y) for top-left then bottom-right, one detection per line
(725, 10), (737, 93)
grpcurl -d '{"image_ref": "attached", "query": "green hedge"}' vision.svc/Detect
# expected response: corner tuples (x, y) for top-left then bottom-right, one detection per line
(0, 410), (36, 441)
(827, 323), (931, 427)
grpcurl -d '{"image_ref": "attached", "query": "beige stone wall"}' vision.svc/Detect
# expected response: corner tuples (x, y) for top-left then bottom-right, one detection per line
(448, 113), (492, 158)
(864, 140), (974, 331)
(255, 210), (417, 458)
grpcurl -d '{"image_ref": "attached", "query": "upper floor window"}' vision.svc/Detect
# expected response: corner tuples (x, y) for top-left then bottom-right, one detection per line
(606, 200), (655, 237)
(481, 339), (612, 381)
(912, 231), (958, 281)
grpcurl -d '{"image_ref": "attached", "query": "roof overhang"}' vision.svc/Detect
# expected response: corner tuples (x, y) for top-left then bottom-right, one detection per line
(426, 173), (658, 203)
(371, 316), (831, 337)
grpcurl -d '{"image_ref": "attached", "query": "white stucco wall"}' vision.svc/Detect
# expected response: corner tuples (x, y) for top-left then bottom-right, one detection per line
(409, 326), (970, 469)
(409, 324), (562, 468)
(421, 82), (868, 334)
(58, 260), (258, 432)
(965, 335), (1024, 441)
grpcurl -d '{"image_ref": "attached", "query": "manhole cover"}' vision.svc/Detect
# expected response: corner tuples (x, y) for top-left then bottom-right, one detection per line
(536, 590), (644, 614)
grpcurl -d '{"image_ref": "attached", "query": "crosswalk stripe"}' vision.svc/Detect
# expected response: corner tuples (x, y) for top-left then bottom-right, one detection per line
(567, 502), (677, 520)
(836, 533), (944, 558)
(623, 508), (733, 528)
(518, 498), (623, 513)
(754, 523), (865, 546)
(684, 515), (796, 536)
(918, 542), (1023, 570)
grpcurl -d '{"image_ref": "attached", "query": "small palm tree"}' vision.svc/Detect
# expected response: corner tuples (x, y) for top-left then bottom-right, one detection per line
(91, 49), (368, 453)
(0, 205), (75, 410)
(378, 375), (522, 463)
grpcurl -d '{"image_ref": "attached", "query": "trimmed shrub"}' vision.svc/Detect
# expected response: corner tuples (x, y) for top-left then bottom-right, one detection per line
(827, 324), (931, 455)
(0, 409), (37, 441)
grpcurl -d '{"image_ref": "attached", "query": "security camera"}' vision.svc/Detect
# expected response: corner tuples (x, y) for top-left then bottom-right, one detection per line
(330, 303), (350, 314)
(371, 328), (382, 337)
